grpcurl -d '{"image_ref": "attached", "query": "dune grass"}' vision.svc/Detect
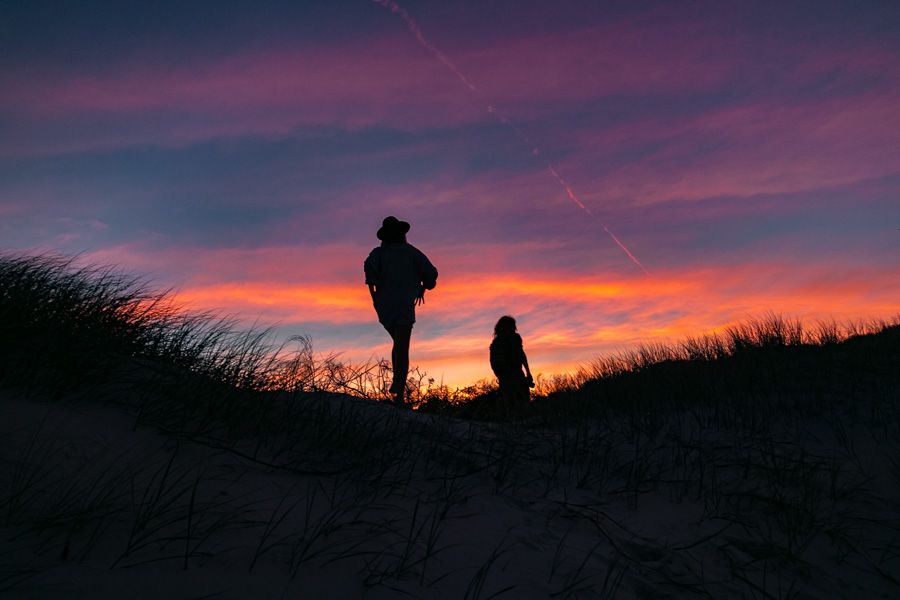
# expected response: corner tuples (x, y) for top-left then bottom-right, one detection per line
(1, 252), (899, 598)
(3, 251), (893, 419)
(416, 312), (898, 424)
(0, 253), (342, 396)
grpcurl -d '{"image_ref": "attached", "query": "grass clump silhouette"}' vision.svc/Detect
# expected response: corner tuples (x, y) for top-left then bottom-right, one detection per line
(414, 313), (899, 424)
(532, 313), (900, 424)
(1, 253), (304, 395)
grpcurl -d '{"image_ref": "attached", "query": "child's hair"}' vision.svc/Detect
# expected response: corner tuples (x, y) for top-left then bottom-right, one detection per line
(494, 315), (517, 338)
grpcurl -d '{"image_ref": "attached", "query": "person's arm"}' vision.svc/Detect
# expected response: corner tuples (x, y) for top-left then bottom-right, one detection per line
(524, 355), (534, 387)
(413, 247), (437, 306)
(364, 249), (380, 302)
(518, 335), (534, 386)
(415, 284), (425, 306)
(414, 248), (438, 290)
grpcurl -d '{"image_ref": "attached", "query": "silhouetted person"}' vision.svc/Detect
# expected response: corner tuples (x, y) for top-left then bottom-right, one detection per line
(364, 216), (438, 406)
(490, 316), (534, 410)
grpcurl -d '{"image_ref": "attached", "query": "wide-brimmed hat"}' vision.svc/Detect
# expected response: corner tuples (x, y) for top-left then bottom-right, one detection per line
(377, 216), (410, 241)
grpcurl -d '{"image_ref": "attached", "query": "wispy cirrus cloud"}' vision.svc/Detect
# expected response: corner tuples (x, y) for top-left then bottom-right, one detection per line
(554, 86), (900, 208)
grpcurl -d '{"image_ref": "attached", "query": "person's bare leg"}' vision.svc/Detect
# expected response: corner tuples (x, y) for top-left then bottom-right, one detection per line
(387, 327), (399, 394)
(390, 324), (412, 405)
(384, 325), (401, 395)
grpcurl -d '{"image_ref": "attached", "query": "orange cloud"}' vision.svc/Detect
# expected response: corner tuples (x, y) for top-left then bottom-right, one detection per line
(175, 282), (372, 323)
(170, 260), (899, 387)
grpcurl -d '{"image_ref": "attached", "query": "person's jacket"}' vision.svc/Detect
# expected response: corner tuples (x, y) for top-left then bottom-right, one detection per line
(490, 333), (526, 380)
(364, 242), (438, 327)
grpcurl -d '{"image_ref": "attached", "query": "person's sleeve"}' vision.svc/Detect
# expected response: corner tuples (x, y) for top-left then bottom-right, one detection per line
(364, 249), (379, 285)
(416, 249), (438, 290)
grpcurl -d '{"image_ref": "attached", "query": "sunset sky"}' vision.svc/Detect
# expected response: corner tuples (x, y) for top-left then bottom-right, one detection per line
(2, 0), (898, 386)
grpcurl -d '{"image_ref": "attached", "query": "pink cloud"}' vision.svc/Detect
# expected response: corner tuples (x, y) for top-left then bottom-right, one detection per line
(0, 36), (482, 157)
(4, 7), (896, 159)
(549, 83), (900, 208)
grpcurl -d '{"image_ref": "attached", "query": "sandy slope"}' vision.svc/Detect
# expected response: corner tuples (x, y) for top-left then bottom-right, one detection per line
(1, 384), (898, 599)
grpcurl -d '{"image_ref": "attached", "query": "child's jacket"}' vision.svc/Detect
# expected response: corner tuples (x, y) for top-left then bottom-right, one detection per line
(490, 333), (526, 380)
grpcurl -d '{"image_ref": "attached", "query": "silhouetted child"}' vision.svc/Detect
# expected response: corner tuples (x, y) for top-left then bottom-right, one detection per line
(489, 316), (534, 409)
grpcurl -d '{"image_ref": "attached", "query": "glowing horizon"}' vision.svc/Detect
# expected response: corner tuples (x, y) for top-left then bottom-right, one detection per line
(165, 260), (898, 387)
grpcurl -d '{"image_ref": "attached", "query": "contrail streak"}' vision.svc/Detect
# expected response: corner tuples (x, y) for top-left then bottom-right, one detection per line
(372, 0), (477, 91)
(372, 0), (649, 274)
(548, 166), (649, 274)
